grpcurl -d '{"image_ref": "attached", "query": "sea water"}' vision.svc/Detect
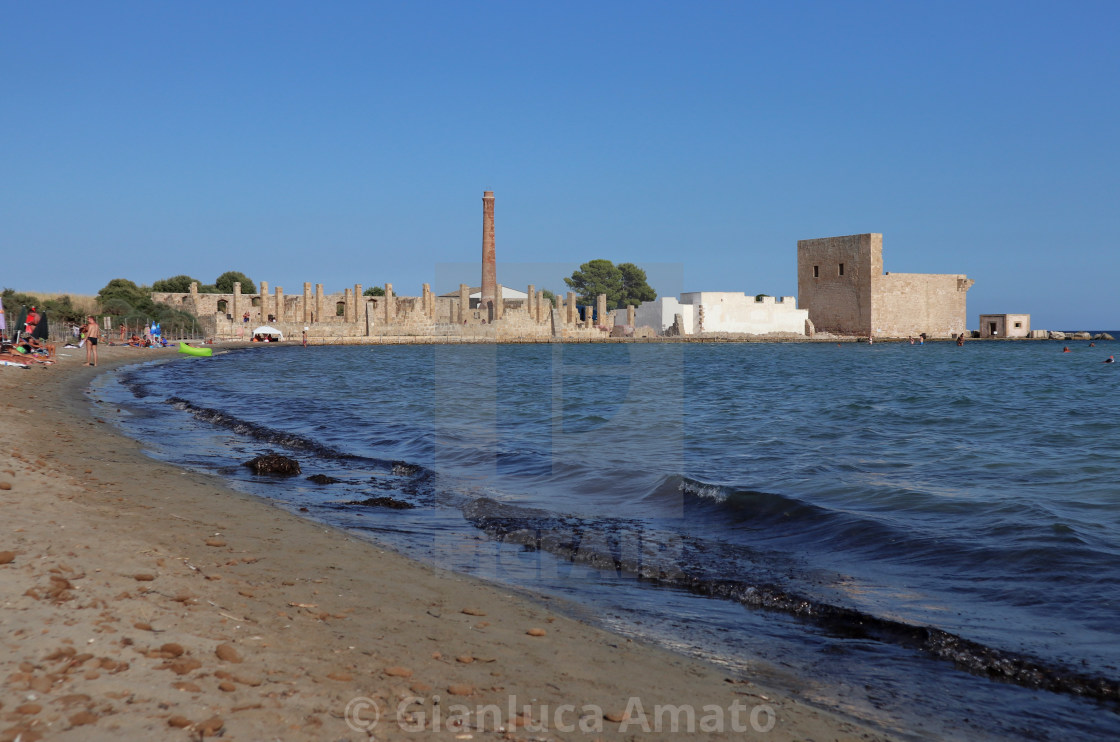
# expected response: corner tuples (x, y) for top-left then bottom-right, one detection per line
(93, 341), (1120, 740)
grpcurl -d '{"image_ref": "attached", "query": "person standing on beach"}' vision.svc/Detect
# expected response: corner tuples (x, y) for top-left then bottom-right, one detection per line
(83, 316), (101, 366)
(24, 306), (40, 335)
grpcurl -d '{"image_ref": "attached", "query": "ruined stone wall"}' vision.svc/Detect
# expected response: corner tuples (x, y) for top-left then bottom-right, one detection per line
(153, 290), (355, 323)
(871, 273), (972, 338)
(156, 283), (600, 342)
(797, 234), (880, 335)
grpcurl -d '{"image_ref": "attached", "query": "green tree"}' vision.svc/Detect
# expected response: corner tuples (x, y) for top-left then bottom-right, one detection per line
(617, 263), (656, 307)
(152, 275), (202, 293)
(2, 288), (41, 312)
(214, 271), (256, 294)
(755, 293), (771, 301)
(97, 278), (150, 311)
(541, 289), (557, 304)
(100, 297), (136, 317)
(41, 295), (85, 324)
(565, 259), (622, 307)
(363, 286), (386, 297)
(564, 260), (656, 309)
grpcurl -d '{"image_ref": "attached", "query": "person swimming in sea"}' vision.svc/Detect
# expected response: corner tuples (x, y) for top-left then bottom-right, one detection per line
(1063, 346), (1071, 353)
(1105, 356), (1115, 364)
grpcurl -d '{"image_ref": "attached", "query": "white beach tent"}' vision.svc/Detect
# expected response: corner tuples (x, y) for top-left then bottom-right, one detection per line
(252, 325), (284, 341)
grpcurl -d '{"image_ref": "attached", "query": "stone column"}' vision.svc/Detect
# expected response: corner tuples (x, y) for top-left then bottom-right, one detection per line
(259, 281), (269, 321)
(627, 304), (635, 326)
(422, 283), (433, 319)
(315, 284), (324, 323)
(494, 284), (503, 321)
(566, 292), (576, 325)
(343, 288), (352, 323)
(384, 284), (394, 324)
(275, 286), (284, 322)
(458, 284), (469, 323)
(303, 283), (312, 324)
(353, 284), (362, 321)
(537, 291), (545, 323)
(481, 191), (497, 313)
(232, 282), (241, 320)
(596, 294), (607, 329)
(527, 284), (535, 320)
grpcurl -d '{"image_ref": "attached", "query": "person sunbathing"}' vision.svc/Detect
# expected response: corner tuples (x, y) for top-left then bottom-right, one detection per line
(2, 345), (47, 366)
(25, 336), (56, 359)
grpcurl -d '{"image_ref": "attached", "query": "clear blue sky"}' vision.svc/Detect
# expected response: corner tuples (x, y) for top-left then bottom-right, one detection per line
(2, 1), (1116, 328)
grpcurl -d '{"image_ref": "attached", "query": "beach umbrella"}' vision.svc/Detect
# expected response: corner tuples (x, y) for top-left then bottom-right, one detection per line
(12, 306), (28, 342)
(30, 311), (49, 340)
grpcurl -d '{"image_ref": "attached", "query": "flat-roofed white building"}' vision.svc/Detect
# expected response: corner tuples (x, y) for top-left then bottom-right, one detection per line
(632, 292), (809, 336)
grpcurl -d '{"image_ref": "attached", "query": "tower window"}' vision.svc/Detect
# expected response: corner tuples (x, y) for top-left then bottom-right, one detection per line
(813, 265), (819, 278)
(838, 263), (845, 276)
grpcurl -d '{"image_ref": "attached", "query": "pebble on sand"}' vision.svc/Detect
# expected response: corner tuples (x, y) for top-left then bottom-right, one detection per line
(0, 551), (15, 564)
(68, 711), (99, 727)
(164, 657), (202, 675)
(172, 681), (202, 692)
(447, 684), (475, 696)
(197, 716), (225, 736)
(215, 643), (243, 663)
(461, 607), (487, 616)
(384, 666), (413, 678)
(205, 537), (227, 547)
(167, 715), (193, 728)
(160, 643), (185, 658)
(526, 628), (547, 637)
(133, 573), (156, 581)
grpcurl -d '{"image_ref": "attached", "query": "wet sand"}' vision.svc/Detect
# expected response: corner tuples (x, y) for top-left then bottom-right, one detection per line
(0, 346), (893, 740)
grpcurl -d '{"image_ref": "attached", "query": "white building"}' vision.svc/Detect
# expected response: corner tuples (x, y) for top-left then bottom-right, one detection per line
(632, 292), (809, 336)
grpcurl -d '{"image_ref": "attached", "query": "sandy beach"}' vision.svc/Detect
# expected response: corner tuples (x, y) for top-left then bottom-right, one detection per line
(0, 346), (891, 741)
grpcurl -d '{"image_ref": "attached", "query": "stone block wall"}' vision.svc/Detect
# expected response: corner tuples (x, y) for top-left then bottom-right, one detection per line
(871, 273), (973, 338)
(798, 233), (973, 338)
(797, 233), (879, 335)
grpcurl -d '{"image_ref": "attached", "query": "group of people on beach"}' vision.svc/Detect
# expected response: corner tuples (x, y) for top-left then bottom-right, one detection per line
(0, 314), (101, 368)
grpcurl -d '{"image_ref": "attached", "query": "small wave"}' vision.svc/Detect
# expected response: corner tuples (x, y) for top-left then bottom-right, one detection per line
(462, 497), (1120, 704)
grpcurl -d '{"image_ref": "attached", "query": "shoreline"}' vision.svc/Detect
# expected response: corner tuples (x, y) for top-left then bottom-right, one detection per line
(0, 348), (893, 740)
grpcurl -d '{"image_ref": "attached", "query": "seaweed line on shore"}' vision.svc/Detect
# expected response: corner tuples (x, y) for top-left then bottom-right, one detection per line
(462, 497), (1120, 705)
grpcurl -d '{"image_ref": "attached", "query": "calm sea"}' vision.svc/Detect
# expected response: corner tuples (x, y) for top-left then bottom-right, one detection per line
(93, 340), (1120, 740)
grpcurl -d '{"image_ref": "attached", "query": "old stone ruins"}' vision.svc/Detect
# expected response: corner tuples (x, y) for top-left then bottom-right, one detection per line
(152, 193), (984, 343)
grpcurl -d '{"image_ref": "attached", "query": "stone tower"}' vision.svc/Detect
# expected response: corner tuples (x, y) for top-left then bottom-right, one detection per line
(481, 191), (497, 314)
(797, 233), (973, 338)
